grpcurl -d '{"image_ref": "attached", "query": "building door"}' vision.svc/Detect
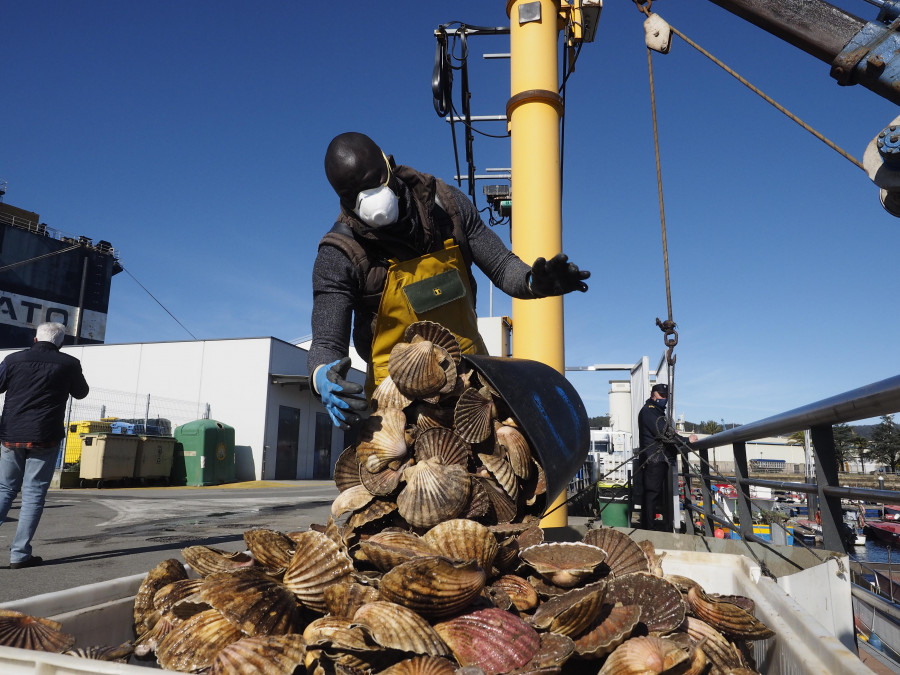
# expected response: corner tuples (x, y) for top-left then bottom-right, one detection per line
(313, 412), (333, 480)
(275, 406), (300, 480)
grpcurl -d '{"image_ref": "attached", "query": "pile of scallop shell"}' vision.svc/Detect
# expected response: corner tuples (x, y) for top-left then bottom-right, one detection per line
(0, 524), (774, 674)
(0, 321), (776, 673)
(336, 320), (549, 533)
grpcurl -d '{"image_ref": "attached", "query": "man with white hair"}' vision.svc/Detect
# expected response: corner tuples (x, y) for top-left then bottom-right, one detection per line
(0, 322), (89, 569)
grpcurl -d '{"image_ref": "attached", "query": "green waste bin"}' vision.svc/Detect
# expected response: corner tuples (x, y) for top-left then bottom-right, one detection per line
(172, 420), (235, 486)
(598, 499), (630, 527)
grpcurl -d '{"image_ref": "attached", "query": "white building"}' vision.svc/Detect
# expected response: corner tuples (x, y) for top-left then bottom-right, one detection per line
(0, 337), (366, 481)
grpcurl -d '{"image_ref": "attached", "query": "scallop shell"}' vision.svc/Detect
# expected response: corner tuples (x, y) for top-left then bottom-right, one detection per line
(604, 572), (686, 634)
(582, 528), (650, 577)
(334, 445), (364, 492)
(434, 607), (541, 675)
(478, 453), (519, 501)
(153, 578), (206, 615)
(283, 530), (355, 613)
(134, 612), (182, 656)
(356, 529), (438, 572)
(686, 586), (775, 640)
(482, 584), (514, 611)
(324, 581), (382, 618)
(389, 340), (451, 399)
(493, 537), (521, 574)
(359, 459), (410, 496)
(422, 518), (499, 572)
(491, 575), (539, 612)
(473, 475), (517, 523)
(573, 603), (642, 658)
(409, 402), (456, 431)
(522, 632), (576, 671)
(200, 568), (301, 636)
(302, 616), (374, 650)
(332, 483), (376, 518)
(63, 642), (133, 662)
(347, 498), (399, 531)
(530, 580), (607, 636)
(354, 601), (450, 656)
(0, 611), (75, 652)
(208, 634), (307, 675)
(372, 375), (413, 411)
(357, 408), (410, 473)
(397, 458), (470, 529)
(157, 608), (244, 672)
(454, 388), (495, 443)
(519, 543), (607, 588)
(377, 655), (459, 675)
(379, 556), (486, 619)
(517, 525), (545, 549)
(597, 635), (690, 675)
(636, 540), (665, 577)
(182, 546), (256, 577)
(463, 475), (493, 521)
(495, 424), (533, 479)
(404, 321), (462, 364)
(682, 616), (744, 672)
(664, 574), (701, 595)
(134, 558), (188, 633)
(243, 528), (296, 573)
(414, 427), (470, 466)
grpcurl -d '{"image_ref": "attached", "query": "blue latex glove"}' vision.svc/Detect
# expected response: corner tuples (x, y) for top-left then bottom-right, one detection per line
(315, 357), (367, 430)
(528, 253), (590, 297)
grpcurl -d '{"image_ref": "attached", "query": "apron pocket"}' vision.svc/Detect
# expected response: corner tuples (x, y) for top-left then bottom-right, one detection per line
(403, 269), (466, 314)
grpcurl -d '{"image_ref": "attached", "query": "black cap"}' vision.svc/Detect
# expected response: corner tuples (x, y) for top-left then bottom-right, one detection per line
(651, 383), (669, 396)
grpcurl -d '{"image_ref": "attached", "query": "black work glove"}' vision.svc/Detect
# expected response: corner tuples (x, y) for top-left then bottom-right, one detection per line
(314, 357), (368, 431)
(528, 253), (590, 297)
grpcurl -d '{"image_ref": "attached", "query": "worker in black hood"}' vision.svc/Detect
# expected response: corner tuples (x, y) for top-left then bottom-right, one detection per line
(309, 131), (590, 430)
(637, 383), (698, 532)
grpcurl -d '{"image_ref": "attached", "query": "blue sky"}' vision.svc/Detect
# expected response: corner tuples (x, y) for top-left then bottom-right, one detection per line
(3, 1), (898, 427)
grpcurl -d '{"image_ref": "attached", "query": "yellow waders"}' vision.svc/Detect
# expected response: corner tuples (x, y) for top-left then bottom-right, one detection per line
(366, 239), (487, 396)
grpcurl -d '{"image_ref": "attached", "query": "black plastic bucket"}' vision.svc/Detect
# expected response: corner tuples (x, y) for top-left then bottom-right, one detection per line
(462, 355), (590, 506)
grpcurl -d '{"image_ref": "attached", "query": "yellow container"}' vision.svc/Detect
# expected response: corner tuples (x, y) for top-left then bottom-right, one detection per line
(64, 421), (113, 464)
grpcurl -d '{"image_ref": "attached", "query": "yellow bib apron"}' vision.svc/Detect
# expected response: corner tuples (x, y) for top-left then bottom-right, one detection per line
(367, 239), (487, 396)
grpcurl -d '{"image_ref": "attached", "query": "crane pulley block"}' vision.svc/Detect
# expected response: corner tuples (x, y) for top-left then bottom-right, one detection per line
(644, 13), (672, 54)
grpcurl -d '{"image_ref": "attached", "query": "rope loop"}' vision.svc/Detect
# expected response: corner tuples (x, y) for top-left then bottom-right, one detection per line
(633, 0), (652, 17)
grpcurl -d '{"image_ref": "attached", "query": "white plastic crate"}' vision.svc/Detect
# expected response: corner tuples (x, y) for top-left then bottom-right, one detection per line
(0, 549), (868, 674)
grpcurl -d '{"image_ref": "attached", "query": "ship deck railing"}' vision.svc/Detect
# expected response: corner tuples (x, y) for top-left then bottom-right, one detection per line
(685, 374), (900, 554)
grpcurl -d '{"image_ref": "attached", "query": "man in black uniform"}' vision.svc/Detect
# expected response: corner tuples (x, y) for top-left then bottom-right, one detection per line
(637, 383), (697, 532)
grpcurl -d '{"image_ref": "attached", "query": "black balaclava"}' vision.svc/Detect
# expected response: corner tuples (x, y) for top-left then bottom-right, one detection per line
(324, 132), (390, 212)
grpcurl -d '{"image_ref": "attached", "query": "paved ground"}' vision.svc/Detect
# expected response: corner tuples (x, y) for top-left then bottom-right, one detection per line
(0, 480), (338, 603)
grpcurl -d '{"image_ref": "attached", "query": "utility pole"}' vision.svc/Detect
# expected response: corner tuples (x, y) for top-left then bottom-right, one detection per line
(507, 0), (567, 527)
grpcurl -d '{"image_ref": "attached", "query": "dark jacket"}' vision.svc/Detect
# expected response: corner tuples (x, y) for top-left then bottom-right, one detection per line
(637, 398), (683, 464)
(0, 341), (90, 443)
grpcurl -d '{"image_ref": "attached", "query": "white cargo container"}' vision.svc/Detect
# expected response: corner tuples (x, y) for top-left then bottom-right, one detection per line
(0, 549), (867, 674)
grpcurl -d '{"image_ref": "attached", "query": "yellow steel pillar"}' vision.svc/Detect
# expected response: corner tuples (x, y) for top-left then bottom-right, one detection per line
(506, 0), (568, 528)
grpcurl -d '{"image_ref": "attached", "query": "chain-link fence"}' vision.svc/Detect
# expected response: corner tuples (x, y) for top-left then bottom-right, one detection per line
(0, 388), (209, 472)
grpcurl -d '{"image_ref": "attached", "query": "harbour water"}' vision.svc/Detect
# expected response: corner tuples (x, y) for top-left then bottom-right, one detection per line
(852, 538), (900, 565)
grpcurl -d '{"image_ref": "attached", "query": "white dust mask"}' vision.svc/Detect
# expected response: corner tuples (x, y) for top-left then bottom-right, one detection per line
(355, 185), (399, 227)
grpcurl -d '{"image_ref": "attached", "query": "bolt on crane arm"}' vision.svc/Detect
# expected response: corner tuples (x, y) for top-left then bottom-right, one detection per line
(707, 0), (900, 105)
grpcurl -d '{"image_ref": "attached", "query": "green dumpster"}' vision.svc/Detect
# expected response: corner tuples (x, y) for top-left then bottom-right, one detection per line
(171, 420), (236, 486)
(598, 499), (630, 527)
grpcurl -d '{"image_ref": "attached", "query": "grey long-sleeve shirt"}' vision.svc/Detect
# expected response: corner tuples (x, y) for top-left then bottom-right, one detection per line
(309, 180), (533, 377)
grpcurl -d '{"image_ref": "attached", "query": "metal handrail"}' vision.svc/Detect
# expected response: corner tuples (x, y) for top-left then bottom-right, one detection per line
(681, 374), (900, 553)
(692, 374), (900, 450)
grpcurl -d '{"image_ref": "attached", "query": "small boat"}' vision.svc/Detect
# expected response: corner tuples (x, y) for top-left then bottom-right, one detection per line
(843, 507), (867, 546)
(885, 505), (900, 521)
(867, 521), (900, 545)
